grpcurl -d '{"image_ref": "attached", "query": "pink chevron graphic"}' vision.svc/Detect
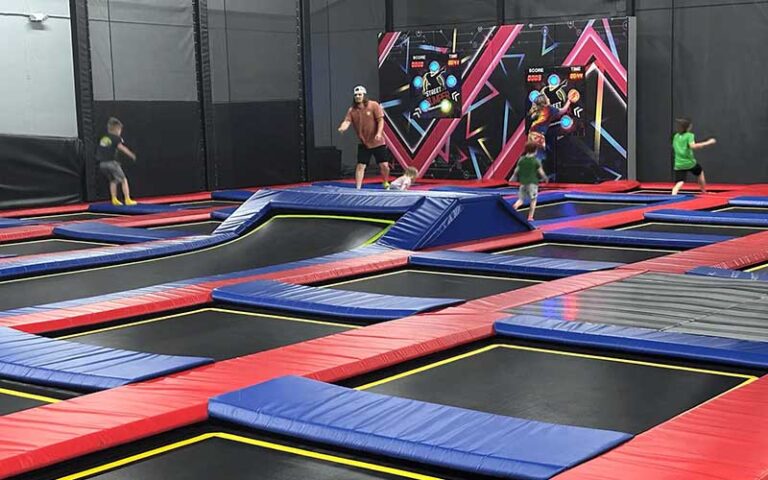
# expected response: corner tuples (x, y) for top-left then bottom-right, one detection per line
(482, 120), (527, 180)
(384, 24), (524, 176)
(563, 25), (627, 96)
(378, 32), (400, 68)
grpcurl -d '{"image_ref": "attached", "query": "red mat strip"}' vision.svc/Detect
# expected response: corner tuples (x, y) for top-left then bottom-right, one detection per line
(436, 229), (543, 252)
(555, 375), (768, 480)
(0, 204), (89, 218)
(137, 192), (212, 204)
(0, 225), (55, 243)
(102, 209), (218, 228)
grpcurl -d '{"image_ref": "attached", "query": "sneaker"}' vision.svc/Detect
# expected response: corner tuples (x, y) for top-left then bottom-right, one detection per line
(382, 181), (391, 190)
(111, 198), (123, 206)
(125, 198), (137, 206)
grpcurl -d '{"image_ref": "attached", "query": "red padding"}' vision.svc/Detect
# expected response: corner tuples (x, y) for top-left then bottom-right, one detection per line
(541, 180), (640, 192)
(103, 209), (218, 228)
(463, 269), (642, 312)
(2, 249), (411, 333)
(621, 231), (768, 274)
(0, 307), (505, 477)
(539, 195), (730, 231)
(0, 203), (90, 218)
(638, 182), (749, 192)
(555, 374), (768, 480)
(413, 179), (508, 187)
(447, 229), (544, 252)
(0, 225), (55, 243)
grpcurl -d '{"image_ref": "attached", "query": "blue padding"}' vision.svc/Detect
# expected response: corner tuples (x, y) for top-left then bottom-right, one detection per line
(545, 227), (730, 248)
(88, 203), (182, 215)
(409, 250), (620, 277)
(0, 234), (232, 280)
(645, 209), (768, 226)
(212, 189), (257, 202)
(210, 376), (631, 480)
(563, 192), (676, 203)
(214, 187), (531, 250)
(0, 218), (33, 228)
(211, 207), (236, 220)
(687, 266), (768, 281)
(53, 222), (198, 244)
(212, 279), (461, 320)
(729, 196), (768, 207)
(0, 327), (211, 390)
(496, 315), (768, 369)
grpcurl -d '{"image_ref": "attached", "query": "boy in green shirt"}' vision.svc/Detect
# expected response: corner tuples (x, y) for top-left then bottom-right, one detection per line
(672, 118), (716, 195)
(511, 142), (548, 221)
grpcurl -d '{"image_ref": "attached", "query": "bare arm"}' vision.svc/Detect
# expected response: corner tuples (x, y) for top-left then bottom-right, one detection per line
(338, 109), (352, 133)
(538, 166), (548, 183)
(558, 99), (572, 116)
(375, 117), (384, 141)
(117, 143), (136, 160)
(509, 166), (519, 182)
(690, 138), (716, 150)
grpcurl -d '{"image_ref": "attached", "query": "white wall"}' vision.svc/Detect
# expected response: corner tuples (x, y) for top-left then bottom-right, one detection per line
(0, 1), (77, 137)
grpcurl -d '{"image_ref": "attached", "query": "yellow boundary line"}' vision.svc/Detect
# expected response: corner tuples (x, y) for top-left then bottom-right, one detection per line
(0, 214), (391, 287)
(56, 432), (442, 480)
(0, 387), (60, 404)
(59, 307), (359, 340)
(357, 343), (756, 391)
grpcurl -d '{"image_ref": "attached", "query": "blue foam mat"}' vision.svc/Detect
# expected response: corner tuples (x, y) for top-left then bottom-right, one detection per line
(495, 315), (768, 369)
(88, 203), (182, 215)
(545, 227), (730, 248)
(0, 327), (212, 390)
(0, 218), (33, 228)
(212, 189), (257, 202)
(54, 222), (197, 244)
(212, 279), (462, 320)
(645, 209), (768, 226)
(211, 207), (236, 220)
(409, 250), (621, 277)
(729, 196), (768, 207)
(210, 376), (632, 480)
(687, 266), (768, 281)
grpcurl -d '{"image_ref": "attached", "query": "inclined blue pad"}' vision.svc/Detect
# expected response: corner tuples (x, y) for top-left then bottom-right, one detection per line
(53, 222), (198, 244)
(730, 196), (768, 207)
(496, 315), (768, 369)
(545, 227), (731, 248)
(88, 203), (182, 215)
(0, 234), (231, 280)
(563, 192), (676, 203)
(688, 266), (768, 281)
(409, 250), (620, 277)
(0, 327), (212, 390)
(645, 209), (768, 226)
(0, 218), (33, 228)
(211, 207), (236, 220)
(214, 187), (531, 250)
(212, 189), (257, 202)
(212, 280), (462, 320)
(210, 376), (632, 480)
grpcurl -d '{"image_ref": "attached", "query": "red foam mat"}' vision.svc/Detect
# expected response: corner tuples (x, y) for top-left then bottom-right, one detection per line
(437, 229), (543, 252)
(1, 249), (411, 333)
(0, 308), (505, 477)
(555, 374), (768, 480)
(638, 181), (757, 192)
(0, 225), (55, 243)
(621, 230), (768, 273)
(0, 204), (89, 218)
(103, 209), (218, 228)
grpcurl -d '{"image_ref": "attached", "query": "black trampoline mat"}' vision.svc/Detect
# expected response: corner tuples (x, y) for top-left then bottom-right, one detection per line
(170, 200), (240, 208)
(0, 216), (387, 312)
(0, 379), (76, 416)
(59, 308), (354, 361)
(25, 213), (119, 222)
(499, 242), (674, 263)
(717, 207), (768, 214)
(149, 221), (222, 235)
(522, 201), (640, 220)
(50, 433), (415, 480)
(0, 239), (107, 257)
(357, 344), (751, 434)
(620, 222), (767, 237)
(326, 269), (539, 300)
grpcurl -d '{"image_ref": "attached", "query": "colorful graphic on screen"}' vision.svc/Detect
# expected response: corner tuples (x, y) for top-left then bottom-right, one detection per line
(409, 52), (462, 119)
(378, 18), (632, 182)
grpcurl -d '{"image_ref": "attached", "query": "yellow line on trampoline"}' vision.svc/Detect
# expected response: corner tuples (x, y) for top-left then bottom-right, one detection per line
(0, 214), (392, 287)
(745, 263), (767, 273)
(0, 387), (59, 404)
(357, 343), (756, 391)
(56, 432), (443, 480)
(59, 307), (359, 340)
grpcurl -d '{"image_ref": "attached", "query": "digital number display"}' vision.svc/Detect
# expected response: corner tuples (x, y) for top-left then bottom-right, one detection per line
(527, 74), (543, 82)
(569, 72), (584, 80)
(410, 61), (425, 69)
(447, 59), (460, 67)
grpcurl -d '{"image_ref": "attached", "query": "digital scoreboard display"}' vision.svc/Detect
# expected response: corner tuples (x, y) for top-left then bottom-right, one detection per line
(525, 65), (587, 135)
(409, 52), (462, 119)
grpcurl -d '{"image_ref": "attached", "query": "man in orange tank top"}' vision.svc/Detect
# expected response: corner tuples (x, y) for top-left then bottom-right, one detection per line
(338, 86), (392, 189)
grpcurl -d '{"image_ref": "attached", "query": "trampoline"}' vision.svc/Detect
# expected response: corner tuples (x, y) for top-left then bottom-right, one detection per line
(0, 215), (390, 312)
(498, 242), (676, 263)
(716, 206), (768, 214)
(521, 201), (642, 221)
(53, 307), (356, 361)
(617, 221), (768, 237)
(323, 269), (541, 300)
(149, 220), (222, 235)
(23, 212), (120, 222)
(342, 338), (760, 434)
(0, 379), (76, 416)
(0, 239), (110, 257)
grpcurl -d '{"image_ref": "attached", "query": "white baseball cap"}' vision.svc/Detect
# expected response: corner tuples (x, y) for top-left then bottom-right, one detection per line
(353, 85), (367, 95)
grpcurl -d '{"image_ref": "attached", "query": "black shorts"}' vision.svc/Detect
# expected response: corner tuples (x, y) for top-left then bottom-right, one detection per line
(674, 164), (703, 182)
(357, 145), (391, 165)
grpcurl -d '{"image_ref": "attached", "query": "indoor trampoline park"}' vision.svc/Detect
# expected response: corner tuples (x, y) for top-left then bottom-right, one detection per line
(0, 1), (767, 480)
